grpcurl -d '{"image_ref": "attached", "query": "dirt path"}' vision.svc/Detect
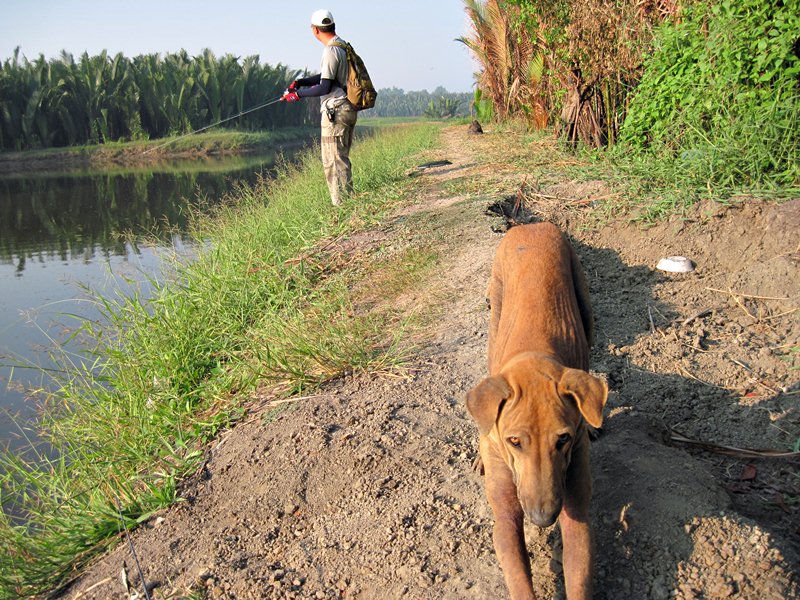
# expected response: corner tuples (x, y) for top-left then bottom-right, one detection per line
(63, 126), (799, 599)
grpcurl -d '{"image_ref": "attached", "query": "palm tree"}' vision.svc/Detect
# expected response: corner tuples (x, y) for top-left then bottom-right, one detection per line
(0, 48), (312, 149)
(458, 0), (548, 127)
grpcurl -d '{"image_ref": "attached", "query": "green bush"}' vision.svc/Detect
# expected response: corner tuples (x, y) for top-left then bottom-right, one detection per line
(619, 0), (800, 193)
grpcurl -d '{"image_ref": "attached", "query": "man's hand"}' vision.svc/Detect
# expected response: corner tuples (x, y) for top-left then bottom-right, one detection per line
(283, 90), (300, 102)
(288, 80), (299, 92)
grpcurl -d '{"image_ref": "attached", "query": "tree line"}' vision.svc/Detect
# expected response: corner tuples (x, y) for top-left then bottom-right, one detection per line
(369, 87), (473, 119)
(0, 48), (320, 151)
(0, 48), (475, 152)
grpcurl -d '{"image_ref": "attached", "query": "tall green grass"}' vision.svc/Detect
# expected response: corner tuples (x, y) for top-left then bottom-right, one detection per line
(614, 0), (800, 219)
(611, 81), (800, 220)
(0, 122), (439, 598)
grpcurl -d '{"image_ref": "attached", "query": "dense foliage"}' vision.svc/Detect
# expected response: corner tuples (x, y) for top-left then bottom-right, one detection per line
(620, 0), (800, 189)
(0, 46), (473, 150)
(462, 0), (799, 192)
(0, 48), (312, 150)
(463, 0), (672, 143)
(459, 0), (549, 127)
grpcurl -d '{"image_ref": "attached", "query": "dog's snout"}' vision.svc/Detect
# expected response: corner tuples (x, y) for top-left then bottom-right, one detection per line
(524, 503), (561, 528)
(516, 471), (563, 527)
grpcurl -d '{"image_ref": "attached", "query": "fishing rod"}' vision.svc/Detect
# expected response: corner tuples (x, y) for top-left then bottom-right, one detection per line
(142, 95), (285, 155)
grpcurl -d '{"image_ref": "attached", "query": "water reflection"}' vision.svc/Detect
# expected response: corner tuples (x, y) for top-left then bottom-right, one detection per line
(0, 155), (274, 274)
(0, 152), (281, 449)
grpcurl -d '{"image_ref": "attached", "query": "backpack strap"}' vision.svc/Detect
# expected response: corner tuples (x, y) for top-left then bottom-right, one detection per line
(328, 40), (350, 91)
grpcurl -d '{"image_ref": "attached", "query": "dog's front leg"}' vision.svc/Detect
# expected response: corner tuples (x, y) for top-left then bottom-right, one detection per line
(559, 438), (594, 599)
(481, 439), (536, 600)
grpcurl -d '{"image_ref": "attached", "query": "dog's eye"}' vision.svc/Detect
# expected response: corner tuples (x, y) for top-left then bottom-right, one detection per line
(507, 436), (521, 448)
(556, 433), (572, 450)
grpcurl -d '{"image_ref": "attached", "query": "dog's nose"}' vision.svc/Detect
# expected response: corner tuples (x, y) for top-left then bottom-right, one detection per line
(526, 507), (559, 528)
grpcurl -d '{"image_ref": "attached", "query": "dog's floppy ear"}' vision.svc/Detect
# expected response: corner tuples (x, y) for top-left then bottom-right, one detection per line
(466, 376), (512, 435)
(558, 369), (608, 428)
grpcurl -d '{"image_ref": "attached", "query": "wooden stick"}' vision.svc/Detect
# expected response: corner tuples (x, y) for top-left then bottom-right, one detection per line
(677, 366), (718, 388)
(763, 308), (799, 322)
(527, 192), (570, 201)
(586, 192), (622, 201)
(681, 308), (713, 326)
(730, 359), (782, 394)
(268, 394), (325, 407)
(681, 342), (711, 354)
(731, 292), (758, 320)
(284, 235), (346, 265)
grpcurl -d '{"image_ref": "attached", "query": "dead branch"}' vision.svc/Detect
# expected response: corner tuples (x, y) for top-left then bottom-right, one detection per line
(284, 234), (347, 266)
(71, 577), (113, 600)
(669, 430), (800, 459)
(730, 359), (785, 394)
(763, 308), (799, 322)
(677, 365), (719, 388)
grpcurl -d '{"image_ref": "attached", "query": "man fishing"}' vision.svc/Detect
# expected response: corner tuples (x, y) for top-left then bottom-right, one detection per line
(283, 9), (358, 206)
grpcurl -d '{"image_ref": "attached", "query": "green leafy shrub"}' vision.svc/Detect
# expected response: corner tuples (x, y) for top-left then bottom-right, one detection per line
(619, 0), (800, 192)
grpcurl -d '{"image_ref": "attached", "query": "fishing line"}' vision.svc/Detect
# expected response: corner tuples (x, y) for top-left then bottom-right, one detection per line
(142, 95), (285, 155)
(115, 495), (152, 600)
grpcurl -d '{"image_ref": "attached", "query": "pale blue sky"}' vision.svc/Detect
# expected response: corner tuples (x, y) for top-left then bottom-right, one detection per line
(1, 1), (478, 92)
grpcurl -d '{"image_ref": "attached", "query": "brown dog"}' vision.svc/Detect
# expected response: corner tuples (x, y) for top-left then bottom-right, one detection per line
(467, 223), (607, 599)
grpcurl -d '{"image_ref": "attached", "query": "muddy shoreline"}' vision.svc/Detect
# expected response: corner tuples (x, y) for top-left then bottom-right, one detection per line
(0, 137), (316, 175)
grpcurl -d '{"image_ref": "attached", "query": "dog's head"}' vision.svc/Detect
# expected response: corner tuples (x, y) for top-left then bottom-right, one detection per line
(467, 353), (607, 527)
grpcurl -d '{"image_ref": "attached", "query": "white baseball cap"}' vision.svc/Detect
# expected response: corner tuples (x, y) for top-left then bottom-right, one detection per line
(311, 9), (335, 27)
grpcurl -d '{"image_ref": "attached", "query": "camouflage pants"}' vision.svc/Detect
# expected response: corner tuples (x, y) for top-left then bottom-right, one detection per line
(321, 101), (357, 205)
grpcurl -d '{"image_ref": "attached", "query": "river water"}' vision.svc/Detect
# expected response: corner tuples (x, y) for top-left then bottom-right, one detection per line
(0, 152), (283, 451)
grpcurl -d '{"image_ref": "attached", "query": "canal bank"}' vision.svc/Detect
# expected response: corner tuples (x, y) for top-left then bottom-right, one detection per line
(0, 127), (318, 174)
(0, 122), (441, 597)
(0, 147), (296, 450)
